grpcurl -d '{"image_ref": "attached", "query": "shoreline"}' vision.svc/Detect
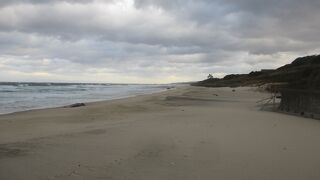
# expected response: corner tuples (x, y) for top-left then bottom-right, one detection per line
(0, 86), (181, 144)
(0, 86), (173, 116)
(1, 86), (320, 179)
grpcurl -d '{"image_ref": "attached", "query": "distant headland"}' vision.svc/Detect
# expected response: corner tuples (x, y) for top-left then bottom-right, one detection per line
(194, 54), (320, 90)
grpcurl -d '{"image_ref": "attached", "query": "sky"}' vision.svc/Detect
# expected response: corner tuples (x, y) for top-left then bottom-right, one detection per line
(0, 0), (319, 83)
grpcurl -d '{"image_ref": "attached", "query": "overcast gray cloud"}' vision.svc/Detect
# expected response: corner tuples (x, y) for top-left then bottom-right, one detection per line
(0, 0), (319, 83)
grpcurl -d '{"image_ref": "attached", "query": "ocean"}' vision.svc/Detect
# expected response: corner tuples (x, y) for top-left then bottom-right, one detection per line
(0, 82), (173, 115)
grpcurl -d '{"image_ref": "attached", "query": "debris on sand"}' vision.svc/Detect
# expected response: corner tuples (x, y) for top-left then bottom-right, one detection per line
(65, 103), (86, 108)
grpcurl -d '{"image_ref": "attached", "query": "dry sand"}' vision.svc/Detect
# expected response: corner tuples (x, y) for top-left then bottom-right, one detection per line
(0, 86), (320, 180)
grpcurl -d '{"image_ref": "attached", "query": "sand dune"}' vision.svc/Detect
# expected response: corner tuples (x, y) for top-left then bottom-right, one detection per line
(1, 86), (320, 180)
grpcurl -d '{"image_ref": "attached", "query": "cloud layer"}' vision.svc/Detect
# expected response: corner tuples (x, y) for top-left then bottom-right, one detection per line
(0, 0), (319, 83)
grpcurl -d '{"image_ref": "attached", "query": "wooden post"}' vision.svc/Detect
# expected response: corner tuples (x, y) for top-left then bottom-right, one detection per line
(273, 93), (276, 110)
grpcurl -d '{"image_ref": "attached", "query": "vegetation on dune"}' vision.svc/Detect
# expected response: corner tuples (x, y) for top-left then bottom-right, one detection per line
(193, 55), (320, 90)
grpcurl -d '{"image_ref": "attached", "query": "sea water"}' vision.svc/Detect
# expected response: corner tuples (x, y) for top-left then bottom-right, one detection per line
(0, 82), (172, 115)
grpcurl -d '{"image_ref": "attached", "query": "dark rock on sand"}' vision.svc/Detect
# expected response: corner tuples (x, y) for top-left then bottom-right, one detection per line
(65, 103), (86, 108)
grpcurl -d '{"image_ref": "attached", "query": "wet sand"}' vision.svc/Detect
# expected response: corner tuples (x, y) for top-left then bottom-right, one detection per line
(1, 86), (320, 180)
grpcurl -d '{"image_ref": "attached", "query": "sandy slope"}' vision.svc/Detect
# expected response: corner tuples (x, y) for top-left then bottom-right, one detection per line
(0, 86), (320, 180)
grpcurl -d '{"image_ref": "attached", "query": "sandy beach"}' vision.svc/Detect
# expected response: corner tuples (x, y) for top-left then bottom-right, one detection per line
(1, 86), (320, 180)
